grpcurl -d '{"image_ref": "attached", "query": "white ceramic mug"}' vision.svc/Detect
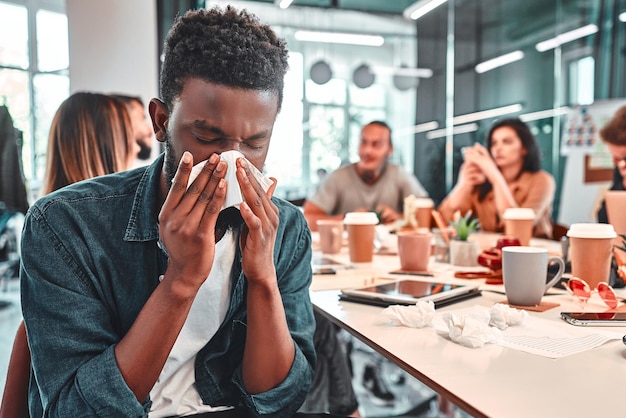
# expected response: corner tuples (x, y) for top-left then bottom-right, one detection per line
(502, 246), (564, 306)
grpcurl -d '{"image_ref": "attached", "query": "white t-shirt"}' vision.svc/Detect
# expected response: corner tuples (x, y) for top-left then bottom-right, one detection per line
(149, 230), (238, 417)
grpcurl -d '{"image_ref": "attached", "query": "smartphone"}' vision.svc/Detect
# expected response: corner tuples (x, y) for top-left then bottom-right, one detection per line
(561, 312), (626, 326)
(313, 267), (336, 275)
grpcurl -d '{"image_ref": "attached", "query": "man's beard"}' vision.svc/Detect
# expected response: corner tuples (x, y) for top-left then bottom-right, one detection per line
(163, 132), (243, 241)
(360, 169), (376, 183)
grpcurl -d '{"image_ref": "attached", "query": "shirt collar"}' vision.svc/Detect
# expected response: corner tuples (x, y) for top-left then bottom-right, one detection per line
(123, 154), (164, 242)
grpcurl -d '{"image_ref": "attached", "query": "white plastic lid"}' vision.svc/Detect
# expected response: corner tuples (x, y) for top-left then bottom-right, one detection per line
(414, 197), (434, 208)
(316, 219), (343, 226)
(503, 208), (535, 220)
(343, 212), (379, 225)
(566, 223), (617, 239)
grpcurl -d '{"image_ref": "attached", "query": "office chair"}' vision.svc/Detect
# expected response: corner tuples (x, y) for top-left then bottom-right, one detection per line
(0, 321), (30, 418)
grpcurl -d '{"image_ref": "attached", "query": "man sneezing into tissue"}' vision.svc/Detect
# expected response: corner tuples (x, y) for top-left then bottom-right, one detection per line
(20, 6), (315, 418)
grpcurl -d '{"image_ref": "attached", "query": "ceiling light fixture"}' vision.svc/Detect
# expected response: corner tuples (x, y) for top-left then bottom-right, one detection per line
(274, 0), (294, 9)
(519, 106), (570, 122)
(294, 30), (384, 46)
(535, 24), (598, 52)
(413, 121), (439, 133)
(619, 12), (626, 22)
(475, 50), (525, 74)
(426, 123), (478, 140)
(453, 104), (523, 125)
(403, 0), (448, 20)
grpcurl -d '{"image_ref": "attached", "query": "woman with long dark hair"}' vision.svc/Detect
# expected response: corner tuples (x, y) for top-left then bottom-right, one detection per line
(438, 117), (555, 238)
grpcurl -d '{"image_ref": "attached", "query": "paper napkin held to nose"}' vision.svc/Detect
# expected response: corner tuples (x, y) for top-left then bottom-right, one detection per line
(186, 150), (273, 210)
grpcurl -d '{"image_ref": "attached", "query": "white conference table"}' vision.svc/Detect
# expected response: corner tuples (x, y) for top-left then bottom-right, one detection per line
(309, 232), (626, 418)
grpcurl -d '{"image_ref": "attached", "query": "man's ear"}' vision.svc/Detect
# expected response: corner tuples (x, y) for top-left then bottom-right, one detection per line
(387, 142), (393, 159)
(149, 98), (168, 143)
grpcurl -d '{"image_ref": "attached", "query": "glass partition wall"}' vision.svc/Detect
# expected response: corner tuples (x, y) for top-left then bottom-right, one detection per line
(193, 1), (626, 220)
(416, 0), (626, 220)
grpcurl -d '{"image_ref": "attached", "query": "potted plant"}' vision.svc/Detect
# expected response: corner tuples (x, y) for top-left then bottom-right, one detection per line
(449, 211), (480, 266)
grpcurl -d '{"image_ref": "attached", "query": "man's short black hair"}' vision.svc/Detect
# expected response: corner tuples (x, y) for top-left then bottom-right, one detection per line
(160, 6), (289, 112)
(364, 120), (393, 147)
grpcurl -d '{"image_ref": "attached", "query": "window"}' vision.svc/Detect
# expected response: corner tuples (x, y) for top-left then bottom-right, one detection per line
(0, 0), (68, 196)
(207, 1), (418, 201)
(569, 56), (595, 106)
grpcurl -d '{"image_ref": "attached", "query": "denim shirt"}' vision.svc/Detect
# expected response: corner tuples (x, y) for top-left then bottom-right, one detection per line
(20, 155), (315, 418)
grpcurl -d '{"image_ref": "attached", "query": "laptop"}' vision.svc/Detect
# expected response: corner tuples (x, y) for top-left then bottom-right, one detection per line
(604, 190), (626, 246)
(339, 279), (481, 308)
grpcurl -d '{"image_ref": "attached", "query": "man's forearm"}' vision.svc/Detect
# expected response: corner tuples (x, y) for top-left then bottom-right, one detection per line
(242, 279), (295, 393)
(114, 275), (199, 402)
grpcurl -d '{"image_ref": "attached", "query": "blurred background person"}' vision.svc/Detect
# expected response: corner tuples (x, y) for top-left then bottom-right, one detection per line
(40, 92), (139, 195)
(597, 105), (626, 223)
(438, 117), (555, 239)
(0, 105), (29, 214)
(110, 94), (155, 164)
(0, 91), (137, 418)
(304, 120), (429, 409)
(304, 120), (428, 230)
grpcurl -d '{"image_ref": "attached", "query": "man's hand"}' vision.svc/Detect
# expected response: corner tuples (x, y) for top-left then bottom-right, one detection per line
(236, 158), (279, 284)
(158, 151), (227, 289)
(374, 204), (401, 224)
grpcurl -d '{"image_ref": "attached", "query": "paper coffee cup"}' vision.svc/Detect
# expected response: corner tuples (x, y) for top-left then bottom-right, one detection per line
(503, 208), (535, 246)
(317, 219), (343, 254)
(344, 212), (378, 263)
(397, 231), (432, 271)
(414, 198), (434, 229)
(567, 223), (616, 288)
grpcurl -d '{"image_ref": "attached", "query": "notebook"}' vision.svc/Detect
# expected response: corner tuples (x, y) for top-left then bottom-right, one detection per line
(339, 279), (481, 308)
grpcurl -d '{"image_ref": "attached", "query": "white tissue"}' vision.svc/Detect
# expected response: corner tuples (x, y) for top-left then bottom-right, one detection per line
(441, 310), (502, 348)
(381, 300), (435, 328)
(488, 303), (528, 330)
(187, 150), (273, 210)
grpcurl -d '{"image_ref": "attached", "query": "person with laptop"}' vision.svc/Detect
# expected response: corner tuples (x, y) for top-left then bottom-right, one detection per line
(597, 105), (626, 223)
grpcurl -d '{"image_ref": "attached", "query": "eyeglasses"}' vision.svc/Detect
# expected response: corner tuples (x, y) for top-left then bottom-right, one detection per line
(564, 277), (618, 309)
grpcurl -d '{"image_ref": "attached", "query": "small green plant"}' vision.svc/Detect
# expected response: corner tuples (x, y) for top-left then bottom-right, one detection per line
(452, 211), (480, 241)
(371, 209), (385, 224)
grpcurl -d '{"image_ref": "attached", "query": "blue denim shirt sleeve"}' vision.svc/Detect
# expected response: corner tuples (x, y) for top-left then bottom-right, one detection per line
(230, 199), (316, 417)
(21, 201), (151, 417)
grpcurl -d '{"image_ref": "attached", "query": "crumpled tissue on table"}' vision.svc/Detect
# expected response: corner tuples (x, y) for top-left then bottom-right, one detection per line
(488, 303), (527, 330)
(187, 150), (273, 210)
(381, 300), (435, 328)
(441, 310), (502, 348)
(440, 304), (527, 348)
